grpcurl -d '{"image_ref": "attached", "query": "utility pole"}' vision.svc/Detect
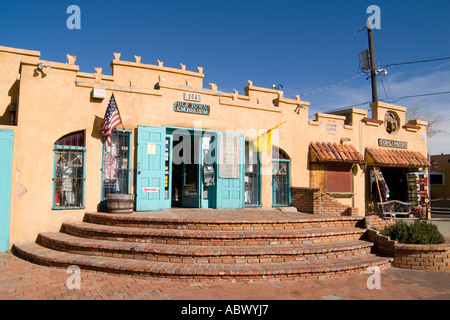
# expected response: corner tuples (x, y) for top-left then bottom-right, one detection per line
(367, 19), (378, 103)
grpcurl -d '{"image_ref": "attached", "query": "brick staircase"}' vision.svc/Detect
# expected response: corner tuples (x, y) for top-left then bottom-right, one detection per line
(12, 209), (392, 282)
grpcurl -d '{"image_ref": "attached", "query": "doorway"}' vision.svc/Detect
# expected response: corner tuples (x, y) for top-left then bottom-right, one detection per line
(136, 125), (243, 211)
(171, 131), (216, 208)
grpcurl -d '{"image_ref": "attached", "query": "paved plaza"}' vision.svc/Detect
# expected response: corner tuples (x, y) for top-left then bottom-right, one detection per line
(1, 250), (448, 301)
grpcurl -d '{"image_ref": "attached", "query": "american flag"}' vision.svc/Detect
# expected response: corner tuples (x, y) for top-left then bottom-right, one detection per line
(101, 94), (122, 148)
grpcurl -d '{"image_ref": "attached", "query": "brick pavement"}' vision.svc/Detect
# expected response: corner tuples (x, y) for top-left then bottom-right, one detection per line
(1, 251), (449, 301)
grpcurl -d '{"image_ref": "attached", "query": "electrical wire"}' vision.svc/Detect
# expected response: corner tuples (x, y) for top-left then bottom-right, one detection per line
(224, 31), (356, 92)
(301, 72), (364, 97)
(315, 90), (450, 115)
(380, 76), (391, 103)
(227, 1), (450, 93)
(382, 56), (450, 68)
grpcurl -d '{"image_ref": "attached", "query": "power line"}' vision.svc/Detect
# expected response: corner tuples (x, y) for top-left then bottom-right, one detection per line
(382, 56), (450, 68)
(303, 55), (450, 98)
(301, 72), (364, 97)
(224, 32), (356, 92)
(228, 1), (450, 92)
(314, 90), (450, 115)
(389, 90), (450, 104)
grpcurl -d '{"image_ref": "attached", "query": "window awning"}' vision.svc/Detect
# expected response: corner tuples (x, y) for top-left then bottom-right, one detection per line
(365, 147), (430, 167)
(309, 141), (364, 164)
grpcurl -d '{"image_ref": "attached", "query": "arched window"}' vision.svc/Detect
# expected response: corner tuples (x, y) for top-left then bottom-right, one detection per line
(272, 146), (291, 206)
(55, 131), (84, 147)
(53, 131), (85, 209)
(272, 146), (290, 160)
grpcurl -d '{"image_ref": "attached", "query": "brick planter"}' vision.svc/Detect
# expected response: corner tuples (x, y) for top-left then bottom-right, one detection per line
(365, 228), (450, 271)
(291, 187), (358, 216)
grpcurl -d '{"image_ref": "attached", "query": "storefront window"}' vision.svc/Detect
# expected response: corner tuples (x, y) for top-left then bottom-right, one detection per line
(53, 131), (85, 209)
(102, 130), (131, 199)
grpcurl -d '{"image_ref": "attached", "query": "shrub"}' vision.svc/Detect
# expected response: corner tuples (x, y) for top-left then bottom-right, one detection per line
(381, 220), (445, 245)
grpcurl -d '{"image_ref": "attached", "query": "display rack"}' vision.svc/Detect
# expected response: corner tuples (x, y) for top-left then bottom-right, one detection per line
(407, 171), (430, 207)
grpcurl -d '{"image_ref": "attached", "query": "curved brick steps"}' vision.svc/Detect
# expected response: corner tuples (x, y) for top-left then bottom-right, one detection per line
(60, 221), (365, 246)
(11, 210), (393, 281)
(83, 211), (364, 230)
(12, 242), (392, 281)
(36, 232), (374, 263)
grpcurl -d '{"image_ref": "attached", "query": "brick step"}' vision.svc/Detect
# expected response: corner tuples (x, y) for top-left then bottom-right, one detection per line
(37, 232), (374, 263)
(83, 211), (364, 230)
(12, 242), (392, 281)
(61, 222), (365, 246)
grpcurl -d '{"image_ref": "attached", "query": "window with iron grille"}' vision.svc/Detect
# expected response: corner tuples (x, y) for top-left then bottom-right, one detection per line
(53, 131), (85, 209)
(272, 159), (291, 206)
(101, 130), (131, 199)
(272, 146), (291, 207)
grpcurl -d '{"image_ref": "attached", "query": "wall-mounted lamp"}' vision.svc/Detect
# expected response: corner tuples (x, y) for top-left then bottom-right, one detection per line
(34, 62), (51, 78)
(294, 104), (306, 114)
(359, 162), (367, 171)
(9, 103), (17, 125)
(38, 62), (51, 71)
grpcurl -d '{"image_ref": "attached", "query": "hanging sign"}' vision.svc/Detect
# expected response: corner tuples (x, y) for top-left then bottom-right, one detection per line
(378, 139), (407, 149)
(173, 101), (210, 116)
(147, 143), (156, 155)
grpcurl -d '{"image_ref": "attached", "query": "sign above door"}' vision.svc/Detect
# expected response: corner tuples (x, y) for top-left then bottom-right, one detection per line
(173, 101), (210, 116)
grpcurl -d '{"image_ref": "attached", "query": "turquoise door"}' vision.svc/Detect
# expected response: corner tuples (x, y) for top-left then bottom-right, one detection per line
(0, 130), (14, 252)
(136, 126), (165, 211)
(216, 132), (245, 209)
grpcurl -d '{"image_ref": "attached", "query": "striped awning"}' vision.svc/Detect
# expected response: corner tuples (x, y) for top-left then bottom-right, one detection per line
(310, 141), (364, 163)
(365, 147), (430, 167)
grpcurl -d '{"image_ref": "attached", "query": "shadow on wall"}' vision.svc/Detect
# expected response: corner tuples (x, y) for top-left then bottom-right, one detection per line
(0, 80), (19, 126)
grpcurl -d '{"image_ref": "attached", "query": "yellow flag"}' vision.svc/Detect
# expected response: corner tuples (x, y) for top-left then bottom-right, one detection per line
(251, 121), (286, 152)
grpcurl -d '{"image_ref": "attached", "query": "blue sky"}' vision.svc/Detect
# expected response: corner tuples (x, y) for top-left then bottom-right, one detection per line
(1, 0), (450, 154)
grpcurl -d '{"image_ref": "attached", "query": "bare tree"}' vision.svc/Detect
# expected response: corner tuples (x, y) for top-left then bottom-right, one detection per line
(406, 100), (447, 137)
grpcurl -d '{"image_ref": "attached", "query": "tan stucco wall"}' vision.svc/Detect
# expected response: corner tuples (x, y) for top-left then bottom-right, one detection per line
(430, 154), (450, 199)
(0, 45), (429, 245)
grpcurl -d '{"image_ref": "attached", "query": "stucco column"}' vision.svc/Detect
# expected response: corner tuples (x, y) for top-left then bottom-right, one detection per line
(260, 150), (272, 208)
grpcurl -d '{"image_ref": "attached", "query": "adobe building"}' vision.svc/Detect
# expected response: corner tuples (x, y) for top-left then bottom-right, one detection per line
(0, 45), (430, 251)
(430, 154), (450, 199)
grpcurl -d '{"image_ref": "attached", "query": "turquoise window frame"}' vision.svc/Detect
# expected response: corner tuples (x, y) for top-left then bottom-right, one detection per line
(272, 158), (291, 207)
(52, 145), (86, 210)
(100, 129), (132, 202)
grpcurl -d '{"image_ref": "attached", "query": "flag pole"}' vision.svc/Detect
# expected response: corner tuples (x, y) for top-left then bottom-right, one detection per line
(111, 93), (125, 130)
